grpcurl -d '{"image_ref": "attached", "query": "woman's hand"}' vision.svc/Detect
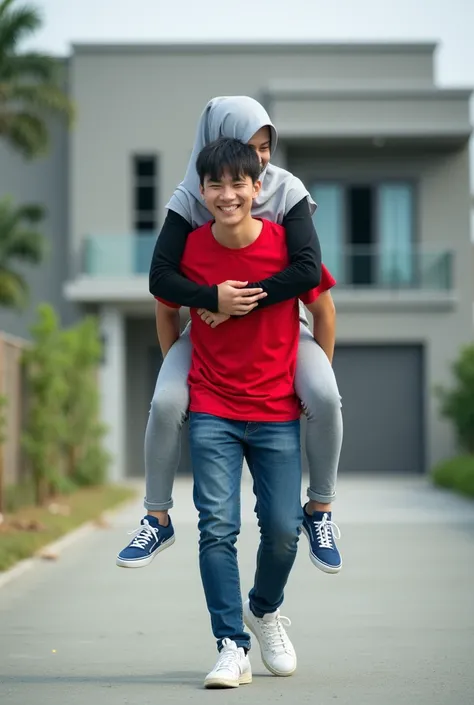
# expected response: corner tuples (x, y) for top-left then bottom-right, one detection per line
(197, 309), (231, 328)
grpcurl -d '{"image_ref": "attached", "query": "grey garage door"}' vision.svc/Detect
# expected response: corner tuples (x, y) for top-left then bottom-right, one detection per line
(331, 345), (424, 473)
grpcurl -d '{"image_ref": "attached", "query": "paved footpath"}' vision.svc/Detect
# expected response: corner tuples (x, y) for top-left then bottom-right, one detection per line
(1, 473), (474, 705)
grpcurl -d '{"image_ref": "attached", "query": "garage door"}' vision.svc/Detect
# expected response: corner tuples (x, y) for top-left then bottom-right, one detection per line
(331, 345), (424, 473)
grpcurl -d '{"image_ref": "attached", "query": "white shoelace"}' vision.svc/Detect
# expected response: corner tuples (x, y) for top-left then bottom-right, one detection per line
(214, 639), (241, 672)
(313, 513), (341, 549)
(260, 614), (292, 654)
(127, 519), (159, 549)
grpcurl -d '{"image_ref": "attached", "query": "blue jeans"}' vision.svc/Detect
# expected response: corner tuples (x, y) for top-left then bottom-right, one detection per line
(189, 412), (303, 651)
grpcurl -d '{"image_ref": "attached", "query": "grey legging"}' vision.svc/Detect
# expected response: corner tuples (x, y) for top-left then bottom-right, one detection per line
(144, 322), (343, 511)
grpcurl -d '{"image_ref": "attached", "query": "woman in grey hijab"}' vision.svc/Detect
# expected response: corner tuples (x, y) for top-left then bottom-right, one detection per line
(117, 96), (343, 575)
(168, 95), (313, 228)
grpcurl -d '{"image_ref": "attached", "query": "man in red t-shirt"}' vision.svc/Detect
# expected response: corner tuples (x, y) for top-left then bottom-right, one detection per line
(158, 138), (319, 689)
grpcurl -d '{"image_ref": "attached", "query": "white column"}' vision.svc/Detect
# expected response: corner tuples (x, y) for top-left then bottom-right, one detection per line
(99, 306), (126, 483)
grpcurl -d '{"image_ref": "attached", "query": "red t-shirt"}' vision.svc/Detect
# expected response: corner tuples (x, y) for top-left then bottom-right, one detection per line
(158, 219), (334, 422)
(315, 264), (336, 294)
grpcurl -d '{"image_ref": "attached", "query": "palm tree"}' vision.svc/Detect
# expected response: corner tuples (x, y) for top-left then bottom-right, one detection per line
(0, 195), (45, 308)
(0, 0), (74, 158)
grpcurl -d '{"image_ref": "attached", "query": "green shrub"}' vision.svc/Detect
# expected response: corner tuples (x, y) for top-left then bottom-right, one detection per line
(436, 344), (474, 454)
(72, 427), (109, 487)
(60, 316), (110, 487)
(21, 304), (110, 505)
(22, 304), (68, 504)
(432, 455), (474, 499)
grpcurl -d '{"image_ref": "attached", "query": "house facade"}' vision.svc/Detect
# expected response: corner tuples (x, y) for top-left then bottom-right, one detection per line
(2, 42), (472, 480)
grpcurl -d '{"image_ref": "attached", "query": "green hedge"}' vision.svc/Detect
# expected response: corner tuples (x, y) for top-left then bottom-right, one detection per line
(431, 455), (474, 499)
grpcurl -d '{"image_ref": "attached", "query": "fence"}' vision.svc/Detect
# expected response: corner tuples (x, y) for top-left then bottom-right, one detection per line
(0, 332), (30, 508)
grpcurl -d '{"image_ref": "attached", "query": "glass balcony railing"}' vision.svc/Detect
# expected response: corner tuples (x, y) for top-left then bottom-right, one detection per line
(82, 235), (454, 291)
(321, 246), (454, 291)
(83, 233), (156, 276)
(329, 246), (453, 290)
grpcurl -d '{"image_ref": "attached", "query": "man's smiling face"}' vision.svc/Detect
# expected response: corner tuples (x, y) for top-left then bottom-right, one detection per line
(200, 169), (261, 226)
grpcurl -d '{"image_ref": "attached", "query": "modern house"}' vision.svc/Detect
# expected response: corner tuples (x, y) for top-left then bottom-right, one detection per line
(1, 41), (472, 481)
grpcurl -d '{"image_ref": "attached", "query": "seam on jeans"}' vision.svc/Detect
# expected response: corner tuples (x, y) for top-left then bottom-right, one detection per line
(245, 422), (260, 437)
(236, 493), (245, 634)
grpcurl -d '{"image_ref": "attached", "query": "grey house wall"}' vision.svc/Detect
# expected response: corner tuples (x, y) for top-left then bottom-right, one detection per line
(68, 43), (438, 260)
(0, 116), (77, 338)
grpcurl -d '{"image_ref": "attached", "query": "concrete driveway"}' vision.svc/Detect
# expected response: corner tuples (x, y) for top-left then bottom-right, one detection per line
(1, 473), (474, 705)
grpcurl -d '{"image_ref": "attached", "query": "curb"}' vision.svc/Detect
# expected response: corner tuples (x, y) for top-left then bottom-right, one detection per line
(0, 495), (138, 591)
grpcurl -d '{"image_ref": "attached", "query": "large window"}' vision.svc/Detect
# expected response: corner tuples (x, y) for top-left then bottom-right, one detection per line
(310, 181), (415, 287)
(378, 184), (414, 286)
(132, 155), (158, 273)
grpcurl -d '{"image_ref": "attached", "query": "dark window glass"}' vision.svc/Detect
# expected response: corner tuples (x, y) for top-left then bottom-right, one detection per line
(132, 155), (158, 233)
(134, 156), (156, 178)
(135, 185), (156, 212)
(135, 220), (156, 232)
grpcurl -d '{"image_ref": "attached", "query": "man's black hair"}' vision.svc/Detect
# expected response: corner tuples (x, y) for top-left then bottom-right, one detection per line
(196, 137), (261, 187)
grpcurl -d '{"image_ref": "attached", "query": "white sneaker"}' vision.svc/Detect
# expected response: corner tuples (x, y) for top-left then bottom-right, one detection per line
(243, 599), (296, 676)
(204, 638), (252, 689)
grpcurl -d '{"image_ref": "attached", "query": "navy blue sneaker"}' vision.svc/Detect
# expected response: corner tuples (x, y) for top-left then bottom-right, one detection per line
(116, 515), (175, 568)
(301, 508), (342, 574)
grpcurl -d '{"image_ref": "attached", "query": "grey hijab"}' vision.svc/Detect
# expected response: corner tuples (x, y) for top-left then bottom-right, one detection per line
(166, 96), (316, 229)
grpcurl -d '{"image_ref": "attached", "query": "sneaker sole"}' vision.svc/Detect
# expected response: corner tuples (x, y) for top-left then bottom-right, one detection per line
(243, 612), (296, 677)
(301, 526), (342, 574)
(115, 535), (176, 568)
(204, 673), (252, 689)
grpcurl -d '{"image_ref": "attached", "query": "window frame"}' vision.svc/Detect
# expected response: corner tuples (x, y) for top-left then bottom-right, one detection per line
(131, 154), (160, 234)
(310, 177), (419, 288)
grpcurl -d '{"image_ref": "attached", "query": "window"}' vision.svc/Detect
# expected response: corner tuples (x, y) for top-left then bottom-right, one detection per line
(310, 181), (415, 287)
(378, 184), (414, 286)
(133, 155), (158, 232)
(309, 184), (344, 280)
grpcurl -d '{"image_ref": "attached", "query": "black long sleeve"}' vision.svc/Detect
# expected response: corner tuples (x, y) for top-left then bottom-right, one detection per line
(149, 209), (219, 311)
(149, 197), (321, 311)
(248, 197), (321, 308)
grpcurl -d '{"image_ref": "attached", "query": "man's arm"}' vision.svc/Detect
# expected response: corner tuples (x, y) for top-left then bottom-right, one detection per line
(150, 210), (266, 315)
(305, 292), (336, 364)
(156, 300), (181, 358)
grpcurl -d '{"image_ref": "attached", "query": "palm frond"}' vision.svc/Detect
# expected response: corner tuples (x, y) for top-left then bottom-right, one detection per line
(1, 228), (44, 262)
(0, 0), (16, 17)
(0, 265), (28, 309)
(0, 109), (48, 156)
(0, 1), (74, 158)
(0, 194), (45, 229)
(4, 82), (75, 121)
(0, 195), (45, 268)
(0, 51), (59, 82)
(0, 0), (42, 54)
(0, 193), (19, 233)
(16, 202), (46, 223)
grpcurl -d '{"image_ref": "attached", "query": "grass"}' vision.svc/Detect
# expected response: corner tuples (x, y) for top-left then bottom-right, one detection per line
(5, 479), (37, 513)
(0, 484), (136, 573)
